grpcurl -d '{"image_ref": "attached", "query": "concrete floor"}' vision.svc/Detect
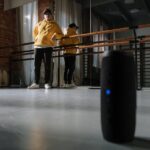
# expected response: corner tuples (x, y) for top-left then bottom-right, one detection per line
(0, 87), (150, 150)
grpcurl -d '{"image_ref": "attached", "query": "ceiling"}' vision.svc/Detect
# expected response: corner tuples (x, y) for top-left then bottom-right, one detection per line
(76, 0), (150, 27)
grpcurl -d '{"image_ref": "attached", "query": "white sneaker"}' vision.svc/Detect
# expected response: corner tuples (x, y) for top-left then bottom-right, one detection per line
(45, 84), (51, 89)
(28, 83), (39, 89)
(71, 83), (76, 87)
(62, 84), (68, 88)
(68, 83), (76, 88)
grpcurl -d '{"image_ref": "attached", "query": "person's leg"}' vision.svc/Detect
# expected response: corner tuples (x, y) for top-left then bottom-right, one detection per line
(64, 54), (69, 84)
(28, 48), (43, 89)
(43, 47), (52, 85)
(34, 48), (43, 84)
(68, 55), (76, 84)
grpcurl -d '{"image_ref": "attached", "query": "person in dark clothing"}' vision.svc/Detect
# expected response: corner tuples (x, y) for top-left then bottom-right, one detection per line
(60, 23), (80, 87)
(28, 8), (63, 89)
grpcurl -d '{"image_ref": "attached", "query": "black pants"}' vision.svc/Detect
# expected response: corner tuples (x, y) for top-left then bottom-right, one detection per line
(34, 47), (52, 84)
(64, 54), (76, 84)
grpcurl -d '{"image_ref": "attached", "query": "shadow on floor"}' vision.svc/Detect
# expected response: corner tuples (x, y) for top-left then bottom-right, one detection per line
(126, 137), (150, 149)
(0, 129), (22, 150)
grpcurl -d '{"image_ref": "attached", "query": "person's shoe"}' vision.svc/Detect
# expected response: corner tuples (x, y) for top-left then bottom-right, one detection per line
(44, 84), (51, 89)
(28, 83), (39, 89)
(71, 83), (76, 87)
(68, 83), (76, 88)
(62, 84), (68, 88)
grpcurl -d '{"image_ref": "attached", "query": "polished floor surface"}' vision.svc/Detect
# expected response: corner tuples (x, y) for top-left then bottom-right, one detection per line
(0, 87), (150, 150)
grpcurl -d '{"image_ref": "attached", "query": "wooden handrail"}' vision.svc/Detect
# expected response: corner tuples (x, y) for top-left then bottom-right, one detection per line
(79, 41), (130, 49)
(1, 23), (150, 50)
(70, 23), (150, 38)
(0, 42), (34, 50)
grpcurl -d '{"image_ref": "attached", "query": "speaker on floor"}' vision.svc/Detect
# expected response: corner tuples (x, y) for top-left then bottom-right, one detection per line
(101, 50), (136, 143)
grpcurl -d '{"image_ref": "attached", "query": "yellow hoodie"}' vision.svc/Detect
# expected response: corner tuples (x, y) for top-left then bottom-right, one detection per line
(33, 19), (63, 47)
(60, 28), (80, 54)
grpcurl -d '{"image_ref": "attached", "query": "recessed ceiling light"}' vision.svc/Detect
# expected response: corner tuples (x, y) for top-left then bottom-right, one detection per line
(130, 8), (139, 13)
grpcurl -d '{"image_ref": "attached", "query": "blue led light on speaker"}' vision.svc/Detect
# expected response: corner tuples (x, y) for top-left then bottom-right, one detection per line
(105, 89), (111, 95)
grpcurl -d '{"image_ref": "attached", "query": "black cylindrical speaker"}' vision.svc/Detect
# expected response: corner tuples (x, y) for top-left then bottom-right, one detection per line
(101, 50), (136, 143)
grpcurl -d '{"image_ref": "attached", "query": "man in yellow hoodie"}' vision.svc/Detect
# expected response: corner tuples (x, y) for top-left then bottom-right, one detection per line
(60, 23), (80, 87)
(28, 8), (63, 89)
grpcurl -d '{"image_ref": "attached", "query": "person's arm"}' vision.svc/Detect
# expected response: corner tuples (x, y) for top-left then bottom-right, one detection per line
(73, 36), (80, 53)
(54, 22), (64, 40)
(33, 23), (39, 40)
